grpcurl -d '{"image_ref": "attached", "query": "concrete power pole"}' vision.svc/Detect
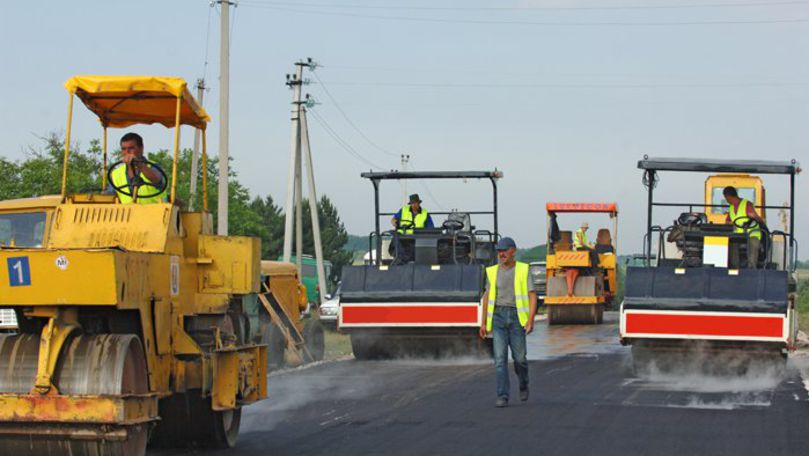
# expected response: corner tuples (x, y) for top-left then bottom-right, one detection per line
(282, 59), (329, 303)
(217, 0), (233, 235)
(300, 105), (328, 304)
(282, 62), (306, 264)
(189, 78), (206, 211)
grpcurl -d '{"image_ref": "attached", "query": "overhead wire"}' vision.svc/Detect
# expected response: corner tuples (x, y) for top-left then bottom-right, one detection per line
(307, 108), (385, 170)
(311, 70), (400, 157)
(236, 4), (809, 26)
(318, 80), (809, 89)
(239, 0), (809, 12)
(202, 2), (213, 81)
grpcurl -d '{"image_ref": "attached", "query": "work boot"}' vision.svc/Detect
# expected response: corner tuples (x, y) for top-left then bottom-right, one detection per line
(519, 387), (529, 402)
(495, 397), (508, 408)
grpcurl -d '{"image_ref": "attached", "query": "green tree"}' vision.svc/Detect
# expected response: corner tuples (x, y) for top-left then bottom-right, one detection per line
(295, 196), (353, 280)
(0, 133), (103, 199)
(2, 134), (352, 274)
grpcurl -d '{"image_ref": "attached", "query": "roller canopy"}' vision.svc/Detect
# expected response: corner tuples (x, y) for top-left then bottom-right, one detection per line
(546, 202), (618, 214)
(638, 157), (799, 175)
(64, 75), (210, 129)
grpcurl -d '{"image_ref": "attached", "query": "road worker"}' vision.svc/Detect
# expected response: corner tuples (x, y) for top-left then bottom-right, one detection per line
(724, 186), (764, 269)
(479, 237), (538, 408)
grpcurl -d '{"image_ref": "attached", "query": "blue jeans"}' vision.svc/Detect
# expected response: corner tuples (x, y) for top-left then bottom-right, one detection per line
(492, 306), (528, 400)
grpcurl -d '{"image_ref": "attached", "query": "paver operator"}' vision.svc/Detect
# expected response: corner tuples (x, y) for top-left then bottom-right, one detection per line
(479, 237), (538, 408)
(390, 193), (435, 263)
(723, 185), (764, 269)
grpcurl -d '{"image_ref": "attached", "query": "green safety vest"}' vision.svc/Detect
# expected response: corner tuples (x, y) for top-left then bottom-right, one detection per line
(485, 262), (530, 332)
(574, 229), (588, 250)
(398, 205), (428, 234)
(729, 198), (762, 240)
(110, 164), (166, 204)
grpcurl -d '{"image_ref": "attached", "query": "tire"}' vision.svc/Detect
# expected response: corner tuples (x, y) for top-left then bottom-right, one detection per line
(351, 334), (373, 360)
(303, 319), (325, 363)
(152, 393), (241, 449)
(262, 321), (286, 371)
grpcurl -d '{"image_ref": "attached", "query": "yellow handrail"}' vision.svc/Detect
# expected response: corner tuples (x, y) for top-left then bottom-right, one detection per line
(202, 128), (208, 212)
(170, 96), (182, 204)
(60, 94), (74, 198)
(101, 127), (108, 191)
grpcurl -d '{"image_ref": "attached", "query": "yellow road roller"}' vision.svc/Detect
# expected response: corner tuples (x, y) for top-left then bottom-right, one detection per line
(0, 76), (267, 454)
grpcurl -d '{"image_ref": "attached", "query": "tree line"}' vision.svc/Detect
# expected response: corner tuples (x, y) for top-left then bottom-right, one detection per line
(0, 134), (351, 281)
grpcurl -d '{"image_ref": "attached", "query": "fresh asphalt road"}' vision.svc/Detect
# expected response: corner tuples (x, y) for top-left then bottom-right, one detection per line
(154, 313), (809, 456)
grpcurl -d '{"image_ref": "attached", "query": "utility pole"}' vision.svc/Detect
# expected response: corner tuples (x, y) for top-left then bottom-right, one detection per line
(189, 78), (206, 211)
(282, 59), (329, 303)
(400, 154), (410, 203)
(217, 0), (234, 235)
(300, 101), (328, 305)
(283, 61), (306, 264)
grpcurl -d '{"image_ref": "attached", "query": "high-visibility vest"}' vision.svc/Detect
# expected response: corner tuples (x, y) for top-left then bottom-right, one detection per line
(398, 205), (428, 234)
(485, 262), (530, 332)
(729, 198), (762, 240)
(574, 229), (588, 250)
(110, 164), (166, 204)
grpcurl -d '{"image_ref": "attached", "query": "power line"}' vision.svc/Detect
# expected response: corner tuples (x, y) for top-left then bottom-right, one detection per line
(237, 4), (809, 26)
(311, 70), (400, 157)
(202, 3), (213, 81)
(318, 80), (809, 89)
(239, 0), (809, 12)
(406, 156), (445, 211)
(308, 108), (385, 170)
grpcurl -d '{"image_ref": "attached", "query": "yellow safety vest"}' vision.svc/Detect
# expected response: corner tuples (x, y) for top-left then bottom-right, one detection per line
(398, 205), (428, 234)
(110, 164), (166, 204)
(729, 199), (761, 240)
(574, 229), (588, 250)
(485, 262), (530, 332)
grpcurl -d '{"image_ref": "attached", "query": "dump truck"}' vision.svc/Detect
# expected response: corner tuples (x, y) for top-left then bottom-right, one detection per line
(0, 76), (268, 455)
(339, 171), (502, 359)
(621, 157), (800, 372)
(544, 202), (618, 324)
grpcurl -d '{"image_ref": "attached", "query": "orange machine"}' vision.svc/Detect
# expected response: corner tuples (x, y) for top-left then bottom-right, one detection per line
(544, 203), (618, 324)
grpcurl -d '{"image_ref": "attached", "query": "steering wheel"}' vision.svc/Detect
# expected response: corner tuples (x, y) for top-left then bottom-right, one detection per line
(732, 216), (760, 231)
(396, 220), (414, 232)
(442, 219), (465, 231)
(107, 159), (168, 199)
(677, 212), (705, 227)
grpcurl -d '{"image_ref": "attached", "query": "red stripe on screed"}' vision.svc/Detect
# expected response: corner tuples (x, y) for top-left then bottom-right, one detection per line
(342, 305), (479, 324)
(625, 313), (783, 338)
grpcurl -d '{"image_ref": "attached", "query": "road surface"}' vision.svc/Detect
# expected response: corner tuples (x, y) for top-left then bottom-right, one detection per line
(154, 313), (809, 455)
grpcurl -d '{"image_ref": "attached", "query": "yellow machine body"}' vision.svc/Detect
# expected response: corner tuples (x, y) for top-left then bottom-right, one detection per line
(704, 174), (765, 225)
(0, 76), (267, 454)
(544, 202), (619, 324)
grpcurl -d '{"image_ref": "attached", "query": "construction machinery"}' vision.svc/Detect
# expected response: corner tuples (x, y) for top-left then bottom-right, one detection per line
(244, 261), (325, 371)
(339, 171), (502, 359)
(0, 76), (268, 455)
(621, 157), (801, 371)
(544, 202), (618, 324)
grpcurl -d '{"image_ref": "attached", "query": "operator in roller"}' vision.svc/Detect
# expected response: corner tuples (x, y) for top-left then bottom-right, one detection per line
(724, 186), (764, 269)
(390, 194), (435, 263)
(107, 133), (167, 204)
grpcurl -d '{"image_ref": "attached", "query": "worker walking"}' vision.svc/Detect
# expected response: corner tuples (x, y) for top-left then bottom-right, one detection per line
(479, 237), (538, 408)
(723, 186), (764, 269)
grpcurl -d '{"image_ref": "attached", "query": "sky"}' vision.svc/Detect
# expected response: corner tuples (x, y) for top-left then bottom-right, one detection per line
(1, 0), (807, 255)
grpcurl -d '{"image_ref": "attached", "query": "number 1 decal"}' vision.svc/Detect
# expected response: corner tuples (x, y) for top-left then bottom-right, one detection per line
(7, 257), (31, 287)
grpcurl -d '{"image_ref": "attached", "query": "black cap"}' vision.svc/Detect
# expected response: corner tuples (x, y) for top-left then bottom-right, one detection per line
(408, 194), (422, 204)
(495, 237), (517, 251)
